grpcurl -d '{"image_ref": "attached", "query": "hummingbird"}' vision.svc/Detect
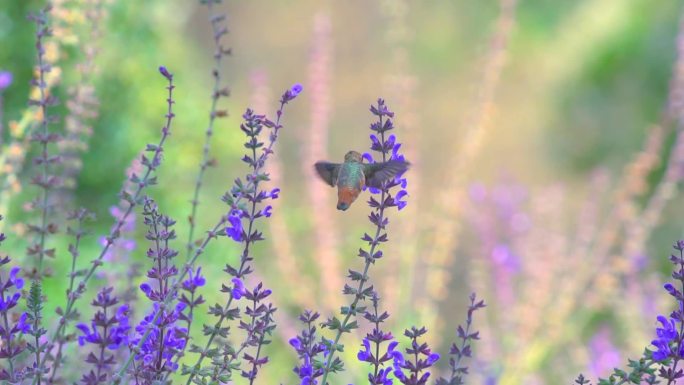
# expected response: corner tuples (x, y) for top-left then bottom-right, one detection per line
(314, 150), (409, 211)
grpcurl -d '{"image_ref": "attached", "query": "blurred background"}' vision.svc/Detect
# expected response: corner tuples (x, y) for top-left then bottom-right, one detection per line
(2, 0), (684, 383)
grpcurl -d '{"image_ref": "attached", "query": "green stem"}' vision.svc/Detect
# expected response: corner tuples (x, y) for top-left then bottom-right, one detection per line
(186, 0), (227, 259)
(36, 74), (177, 385)
(319, 115), (390, 385)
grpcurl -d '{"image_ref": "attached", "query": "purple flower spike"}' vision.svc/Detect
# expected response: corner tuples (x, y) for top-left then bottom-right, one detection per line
(393, 326), (439, 385)
(75, 287), (131, 383)
(129, 198), (189, 381)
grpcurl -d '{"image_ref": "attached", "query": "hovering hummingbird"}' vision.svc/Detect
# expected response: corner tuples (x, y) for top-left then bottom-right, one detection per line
(314, 151), (409, 211)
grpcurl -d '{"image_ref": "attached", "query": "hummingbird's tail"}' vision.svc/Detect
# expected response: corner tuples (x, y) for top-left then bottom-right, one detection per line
(337, 202), (350, 211)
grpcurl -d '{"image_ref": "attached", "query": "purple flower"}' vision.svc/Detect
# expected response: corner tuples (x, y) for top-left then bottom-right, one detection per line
(159, 66), (172, 80)
(289, 337), (302, 349)
(664, 282), (679, 298)
(282, 83), (304, 102)
(0, 71), (12, 90)
(132, 303), (187, 373)
(231, 277), (246, 299)
(182, 267), (206, 291)
(657, 315), (678, 340)
(394, 190), (408, 211)
(0, 266), (23, 312)
(76, 322), (99, 346)
(357, 339), (372, 362)
(15, 312), (30, 334)
(291, 83), (304, 96)
(225, 210), (244, 242)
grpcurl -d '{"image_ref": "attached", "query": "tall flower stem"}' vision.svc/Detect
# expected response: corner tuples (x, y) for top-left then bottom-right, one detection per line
(186, 0), (230, 258)
(115, 87), (298, 385)
(94, 305), (110, 383)
(320, 104), (398, 385)
(437, 293), (485, 385)
(28, 6), (60, 277)
(48, 208), (93, 383)
(183, 97), (292, 385)
(37, 68), (177, 385)
(319, 205), (386, 385)
(667, 246), (684, 385)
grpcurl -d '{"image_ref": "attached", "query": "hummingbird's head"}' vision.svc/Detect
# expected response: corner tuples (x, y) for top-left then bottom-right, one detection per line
(344, 151), (363, 163)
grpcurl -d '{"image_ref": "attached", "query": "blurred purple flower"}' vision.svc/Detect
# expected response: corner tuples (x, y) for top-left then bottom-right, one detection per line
(588, 327), (621, 377)
(0, 71), (12, 90)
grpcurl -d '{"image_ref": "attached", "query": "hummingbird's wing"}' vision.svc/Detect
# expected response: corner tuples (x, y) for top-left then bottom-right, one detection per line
(363, 160), (409, 188)
(314, 161), (341, 187)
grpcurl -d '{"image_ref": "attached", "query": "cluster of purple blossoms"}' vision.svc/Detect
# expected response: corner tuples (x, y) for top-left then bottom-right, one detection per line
(652, 315), (679, 360)
(131, 303), (188, 371)
(129, 198), (192, 380)
(356, 294), (403, 385)
(224, 186), (279, 243)
(237, 282), (277, 382)
(0, 216), (30, 382)
(0, 262), (30, 380)
(363, 100), (408, 210)
(391, 327), (440, 385)
(650, 240), (684, 364)
(75, 287), (130, 384)
(290, 311), (333, 385)
(177, 266), (206, 361)
(574, 241), (684, 384)
(315, 100), (420, 385)
(180, 267), (207, 310)
(0, 266), (25, 314)
(223, 106), (286, 244)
